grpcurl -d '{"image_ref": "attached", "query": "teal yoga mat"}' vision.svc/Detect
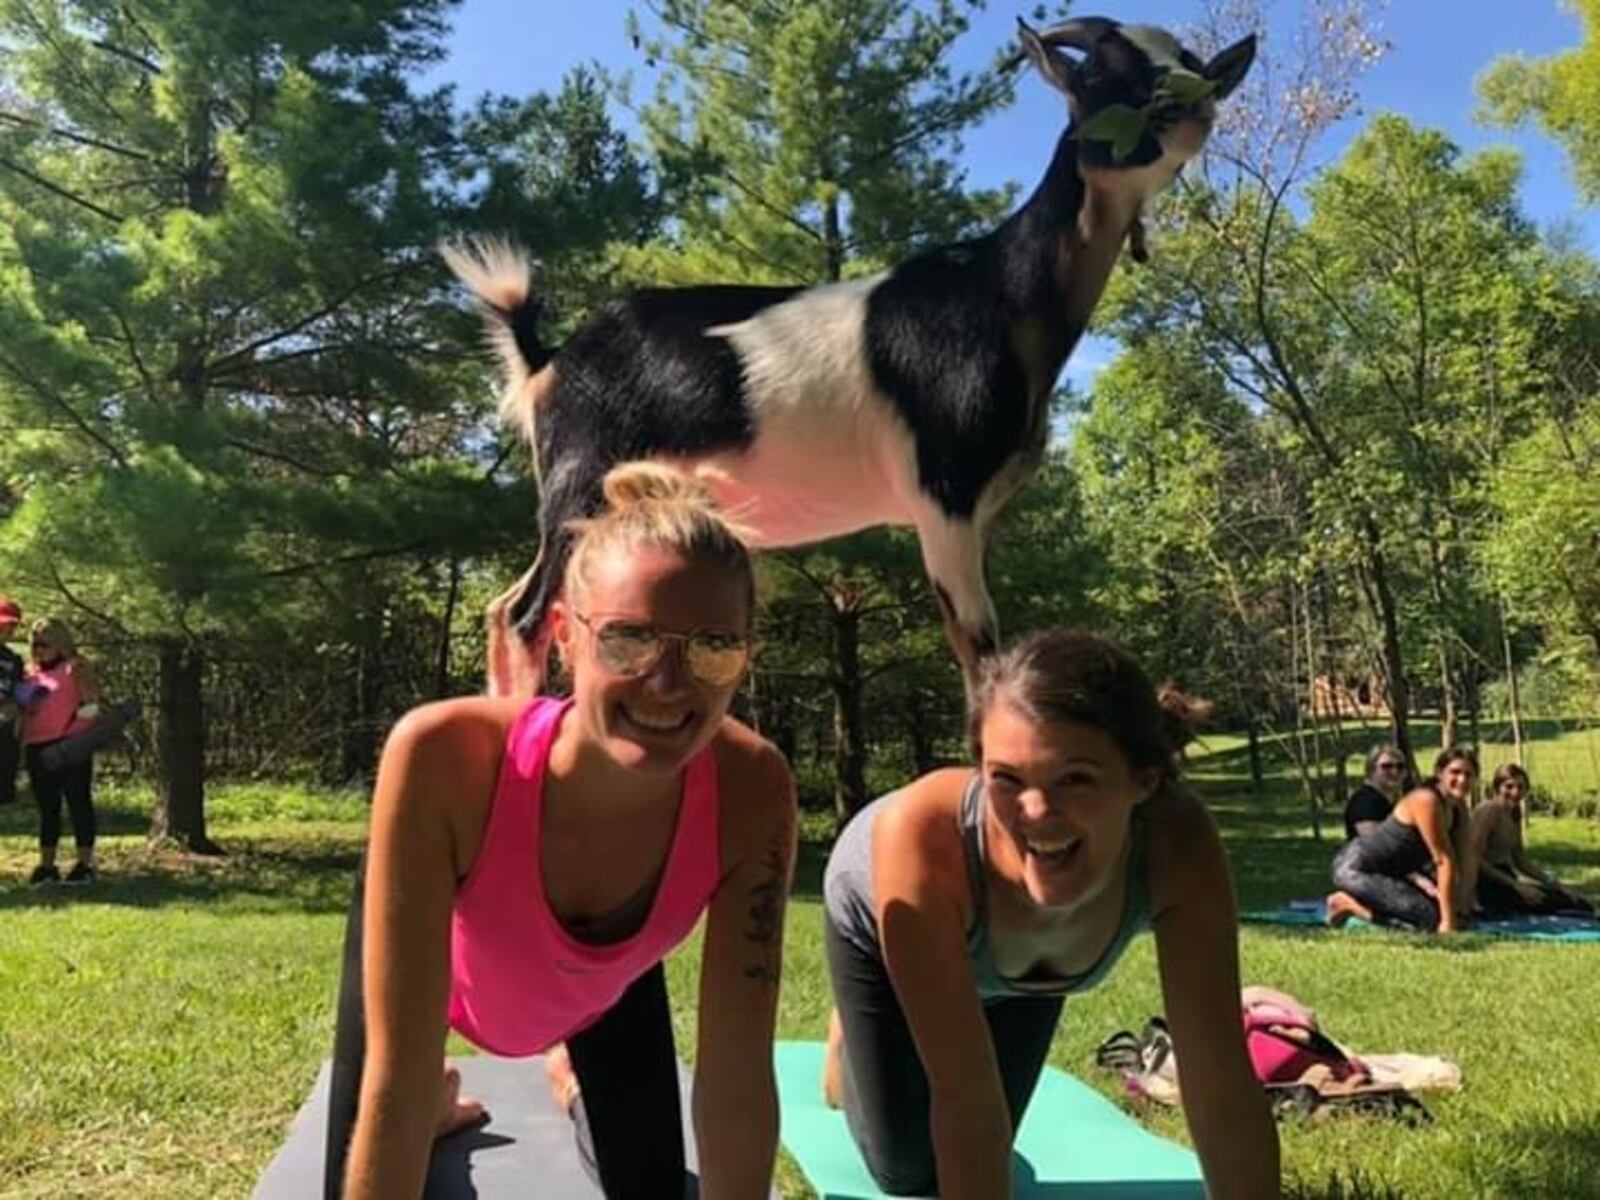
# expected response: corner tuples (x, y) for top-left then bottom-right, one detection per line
(1242, 900), (1600, 942)
(775, 1041), (1202, 1199)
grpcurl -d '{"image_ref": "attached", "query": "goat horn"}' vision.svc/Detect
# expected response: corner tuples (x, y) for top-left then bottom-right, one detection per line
(1028, 16), (1119, 51)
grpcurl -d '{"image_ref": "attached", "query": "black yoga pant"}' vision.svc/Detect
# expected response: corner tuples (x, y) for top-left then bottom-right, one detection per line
(1477, 873), (1594, 916)
(824, 917), (1063, 1196)
(25, 741), (95, 851)
(1331, 840), (1438, 930)
(0, 723), (19, 805)
(324, 859), (687, 1199)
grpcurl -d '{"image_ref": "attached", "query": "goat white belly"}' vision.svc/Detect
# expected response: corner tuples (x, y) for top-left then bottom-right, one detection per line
(684, 427), (913, 548)
(693, 275), (920, 548)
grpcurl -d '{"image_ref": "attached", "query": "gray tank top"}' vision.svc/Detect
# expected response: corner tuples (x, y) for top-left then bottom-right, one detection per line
(824, 774), (1152, 1001)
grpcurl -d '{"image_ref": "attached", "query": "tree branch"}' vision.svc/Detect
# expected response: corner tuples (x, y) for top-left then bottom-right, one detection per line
(0, 155), (125, 222)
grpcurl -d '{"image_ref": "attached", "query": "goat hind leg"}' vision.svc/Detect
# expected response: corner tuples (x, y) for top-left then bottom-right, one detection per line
(485, 551), (552, 698)
(485, 462), (605, 697)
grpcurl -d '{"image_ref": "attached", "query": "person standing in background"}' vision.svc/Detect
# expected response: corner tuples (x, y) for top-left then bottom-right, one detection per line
(21, 617), (102, 886)
(0, 596), (24, 807)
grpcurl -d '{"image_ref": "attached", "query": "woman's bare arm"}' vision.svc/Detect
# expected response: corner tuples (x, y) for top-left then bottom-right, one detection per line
(693, 737), (797, 1200)
(344, 701), (503, 1200)
(874, 779), (1013, 1200)
(1150, 790), (1279, 1199)
(1409, 791), (1459, 931)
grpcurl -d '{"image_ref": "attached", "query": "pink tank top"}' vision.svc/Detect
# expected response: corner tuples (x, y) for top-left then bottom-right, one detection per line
(448, 696), (722, 1057)
(22, 660), (89, 745)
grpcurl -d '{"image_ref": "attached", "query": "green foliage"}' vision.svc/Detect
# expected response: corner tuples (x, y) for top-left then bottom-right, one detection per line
(625, 0), (1015, 284)
(1477, 0), (1600, 202)
(1481, 404), (1600, 678)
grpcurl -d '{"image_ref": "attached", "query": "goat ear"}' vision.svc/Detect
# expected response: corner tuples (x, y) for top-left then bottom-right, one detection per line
(1016, 18), (1080, 98)
(1203, 34), (1257, 100)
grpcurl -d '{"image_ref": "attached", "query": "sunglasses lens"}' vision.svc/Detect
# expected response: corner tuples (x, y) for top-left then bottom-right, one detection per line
(594, 623), (662, 676)
(686, 633), (750, 687)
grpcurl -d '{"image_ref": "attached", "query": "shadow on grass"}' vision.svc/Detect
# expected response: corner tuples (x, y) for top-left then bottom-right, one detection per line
(1240, 923), (1519, 954)
(1283, 1168), (1402, 1200)
(0, 795), (151, 838)
(0, 841), (361, 915)
(1466, 1110), (1600, 1198)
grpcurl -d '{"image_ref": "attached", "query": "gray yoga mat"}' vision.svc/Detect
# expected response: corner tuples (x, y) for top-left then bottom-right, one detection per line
(254, 1054), (778, 1198)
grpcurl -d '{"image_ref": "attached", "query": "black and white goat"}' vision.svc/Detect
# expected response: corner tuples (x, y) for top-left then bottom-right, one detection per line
(448, 16), (1256, 697)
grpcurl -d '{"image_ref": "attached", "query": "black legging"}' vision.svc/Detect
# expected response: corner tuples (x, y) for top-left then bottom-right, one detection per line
(324, 860), (687, 1199)
(25, 741), (95, 851)
(1477, 872), (1594, 917)
(1330, 839), (1439, 930)
(0, 722), (19, 805)
(824, 918), (1063, 1196)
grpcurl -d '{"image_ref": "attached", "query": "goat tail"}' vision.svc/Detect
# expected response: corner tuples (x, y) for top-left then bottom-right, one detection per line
(440, 237), (555, 442)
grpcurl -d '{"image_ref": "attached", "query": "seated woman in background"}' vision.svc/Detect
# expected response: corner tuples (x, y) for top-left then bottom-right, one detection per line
(1471, 764), (1593, 916)
(1342, 744), (1407, 840)
(1326, 747), (1478, 932)
(820, 629), (1279, 1199)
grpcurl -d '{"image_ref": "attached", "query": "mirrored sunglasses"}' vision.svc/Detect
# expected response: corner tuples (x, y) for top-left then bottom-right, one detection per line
(575, 614), (750, 688)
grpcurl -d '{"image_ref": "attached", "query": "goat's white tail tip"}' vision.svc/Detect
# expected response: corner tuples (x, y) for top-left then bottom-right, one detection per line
(439, 236), (532, 313)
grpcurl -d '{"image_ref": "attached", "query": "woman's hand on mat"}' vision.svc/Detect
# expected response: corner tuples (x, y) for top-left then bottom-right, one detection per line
(435, 1065), (487, 1138)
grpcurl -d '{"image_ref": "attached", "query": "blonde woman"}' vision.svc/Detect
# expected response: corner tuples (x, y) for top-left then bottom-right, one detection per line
(20, 617), (102, 886)
(326, 462), (797, 1200)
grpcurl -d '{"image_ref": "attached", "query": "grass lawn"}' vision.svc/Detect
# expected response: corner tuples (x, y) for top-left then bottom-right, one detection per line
(2, 727), (1598, 1200)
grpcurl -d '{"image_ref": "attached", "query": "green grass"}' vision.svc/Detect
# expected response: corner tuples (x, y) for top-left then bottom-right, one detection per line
(1, 725), (1598, 1200)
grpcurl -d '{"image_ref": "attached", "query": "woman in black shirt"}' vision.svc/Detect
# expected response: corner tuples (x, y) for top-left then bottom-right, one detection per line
(1342, 743), (1406, 840)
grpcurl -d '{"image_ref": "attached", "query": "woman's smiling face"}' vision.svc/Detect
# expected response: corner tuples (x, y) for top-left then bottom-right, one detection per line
(555, 544), (750, 776)
(1436, 756), (1476, 802)
(979, 699), (1157, 910)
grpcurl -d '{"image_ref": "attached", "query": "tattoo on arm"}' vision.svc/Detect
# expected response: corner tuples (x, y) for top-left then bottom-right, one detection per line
(742, 825), (790, 986)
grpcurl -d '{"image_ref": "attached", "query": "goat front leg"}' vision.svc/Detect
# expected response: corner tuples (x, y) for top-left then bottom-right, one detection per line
(915, 510), (999, 700)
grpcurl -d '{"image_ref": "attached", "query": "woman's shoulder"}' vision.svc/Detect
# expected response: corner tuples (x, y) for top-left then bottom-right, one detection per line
(710, 716), (793, 789)
(868, 768), (970, 866)
(381, 697), (524, 805)
(709, 717), (798, 853)
(1145, 784), (1228, 911)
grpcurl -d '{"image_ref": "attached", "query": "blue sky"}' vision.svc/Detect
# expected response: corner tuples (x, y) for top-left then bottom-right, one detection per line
(422, 2), (1595, 388)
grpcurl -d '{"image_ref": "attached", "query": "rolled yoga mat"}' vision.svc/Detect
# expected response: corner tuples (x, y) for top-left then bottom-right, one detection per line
(254, 1054), (779, 1199)
(1242, 900), (1600, 942)
(775, 1041), (1203, 1199)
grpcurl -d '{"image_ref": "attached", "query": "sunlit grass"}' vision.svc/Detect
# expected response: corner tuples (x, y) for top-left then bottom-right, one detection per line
(1, 726), (1597, 1198)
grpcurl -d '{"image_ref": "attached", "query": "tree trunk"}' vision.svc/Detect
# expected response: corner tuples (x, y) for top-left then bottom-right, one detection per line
(822, 190), (844, 284)
(1437, 636), (1460, 751)
(830, 592), (868, 821)
(1360, 538), (1415, 772)
(340, 641), (383, 783)
(1246, 721), (1265, 797)
(906, 689), (938, 777)
(150, 637), (220, 855)
(434, 557), (462, 699)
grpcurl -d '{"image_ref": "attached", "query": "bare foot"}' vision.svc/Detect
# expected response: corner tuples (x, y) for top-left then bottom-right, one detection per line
(822, 1009), (844, 1110)
(435, 1065), (486, 1138)
(1325, 891), (1373, 928)
(545, 1042), (581, 1117)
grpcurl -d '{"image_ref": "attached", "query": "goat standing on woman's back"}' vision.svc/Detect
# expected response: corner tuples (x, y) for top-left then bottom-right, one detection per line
(448, 15), (1256, 698)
